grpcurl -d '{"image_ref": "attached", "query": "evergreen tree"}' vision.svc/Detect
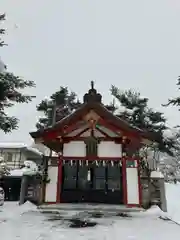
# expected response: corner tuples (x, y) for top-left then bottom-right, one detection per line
(0, 13), (35, 133)
(158, 128), (180, 182)
(0, 14), (6, 48)
(110, 85), (177, 156)
(36, 85), (117, 130)
(36, 86), (81, 129)
(162, 77), (180, 110)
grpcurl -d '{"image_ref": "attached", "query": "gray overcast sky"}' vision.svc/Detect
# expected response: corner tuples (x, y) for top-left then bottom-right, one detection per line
(1, 0), (180, 144)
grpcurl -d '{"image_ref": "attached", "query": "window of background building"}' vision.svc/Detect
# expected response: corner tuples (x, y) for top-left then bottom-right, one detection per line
(3, 152), (13, 162)
(7, 153), (13, 162)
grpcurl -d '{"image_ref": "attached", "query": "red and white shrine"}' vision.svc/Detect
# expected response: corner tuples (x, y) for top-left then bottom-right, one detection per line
(30, 82), (154, 207)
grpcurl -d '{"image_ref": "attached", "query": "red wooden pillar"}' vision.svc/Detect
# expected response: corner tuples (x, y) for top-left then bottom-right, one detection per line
(122, 136), (128, 205)
(56, 153), (63, 203)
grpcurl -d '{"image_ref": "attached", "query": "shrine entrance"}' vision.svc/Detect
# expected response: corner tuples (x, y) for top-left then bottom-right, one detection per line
(30, 82), (153, 206)
(61, 160), (123, 204)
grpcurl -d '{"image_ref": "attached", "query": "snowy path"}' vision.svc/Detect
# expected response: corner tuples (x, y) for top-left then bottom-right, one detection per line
(0, 202), (180, 240)
(166, 183), (180, 224)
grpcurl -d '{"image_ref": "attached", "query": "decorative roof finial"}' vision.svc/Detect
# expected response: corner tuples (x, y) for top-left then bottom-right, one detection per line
(83, 80), (102, 103)
(91, 81), (94, 89)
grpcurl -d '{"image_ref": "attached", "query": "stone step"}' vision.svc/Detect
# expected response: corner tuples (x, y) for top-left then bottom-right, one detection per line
(38, 203), (144, 213)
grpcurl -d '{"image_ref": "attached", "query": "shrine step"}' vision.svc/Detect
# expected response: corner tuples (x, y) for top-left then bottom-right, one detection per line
(38, 203), (144, 213)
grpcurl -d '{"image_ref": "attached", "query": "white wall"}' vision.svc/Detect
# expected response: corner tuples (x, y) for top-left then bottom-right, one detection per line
(63, 141), (86, 157)
(0, 149), (26, 169)
(45, 166), (58, 203)
(98, 141), (122, 158)
(126, 168), (139, 205)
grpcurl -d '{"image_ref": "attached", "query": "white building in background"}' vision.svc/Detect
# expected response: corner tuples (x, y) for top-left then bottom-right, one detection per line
(0, 143), (43, 170)
(31, 142), (58, 157)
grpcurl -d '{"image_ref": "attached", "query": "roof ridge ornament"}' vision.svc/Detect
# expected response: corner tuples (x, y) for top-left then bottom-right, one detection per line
(91, 80), (94, 89)
(83, 81), (102, 103)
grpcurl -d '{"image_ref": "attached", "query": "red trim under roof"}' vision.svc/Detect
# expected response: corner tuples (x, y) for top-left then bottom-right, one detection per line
(30, 102), (156, 141)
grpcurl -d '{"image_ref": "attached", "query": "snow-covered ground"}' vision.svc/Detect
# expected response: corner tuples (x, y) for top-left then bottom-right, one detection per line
(166, 183), (180, 224)
(0, 184), (180, 240)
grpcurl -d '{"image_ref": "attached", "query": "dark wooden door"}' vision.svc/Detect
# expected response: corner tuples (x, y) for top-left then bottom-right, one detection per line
(61, 160), (123, 204)
(106, 163), (123, 204)
(61, 161), (78, 203)
(90, 164), (107, 203)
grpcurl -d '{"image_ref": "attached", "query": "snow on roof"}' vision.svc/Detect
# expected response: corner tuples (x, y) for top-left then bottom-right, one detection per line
(0, 142), (43, 156)
(151, 170), (164, 179)
(10, 168), (37, 177)
(0, 142), (31, 149)
(10, 161), (39, 177)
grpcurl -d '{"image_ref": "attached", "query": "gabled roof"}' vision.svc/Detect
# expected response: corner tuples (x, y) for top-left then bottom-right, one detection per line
(30, 92), (156, 142)
(30, 102), (141, 138)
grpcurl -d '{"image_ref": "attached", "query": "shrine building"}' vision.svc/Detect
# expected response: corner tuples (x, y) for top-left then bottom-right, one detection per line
(30, 82), (155, 207)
